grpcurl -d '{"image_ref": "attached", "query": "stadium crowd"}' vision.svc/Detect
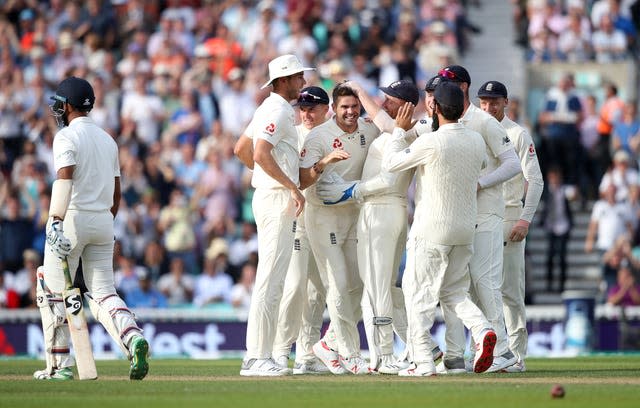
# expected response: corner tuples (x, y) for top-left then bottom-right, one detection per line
(1, 0), (640, 312)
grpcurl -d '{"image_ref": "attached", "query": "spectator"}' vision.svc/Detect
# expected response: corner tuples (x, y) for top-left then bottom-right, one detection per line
(230, 262), (256, 315)
(558, 11), (592, 62)
(193, 238), (234, 307)
(0, 267), (20, 309)
(537, 73), (582, 186)
(217, 68), (256, 138)
(11, 249), (40, 308)
(585, 184), (634, 259)
(120, 70), (166, 146)
(157, 257), (194, 306)
(599, 150), (639, 204)
(0, 195), (35, 273)
(540, 166), (575, 292)
(161, 90), (203, 147)
(607, 259), (640, 306)
(579, 94), (602, 204)
(228, 221), (259, 278)
(615, 100), (640, 161)
(591, 13), (628, 63)
(596, 82), (625, 171)
(141, 240), (168, 281)
(127, 268), (168, 308)
(157, 188), (198, 275)
(114, 254), (146, 300)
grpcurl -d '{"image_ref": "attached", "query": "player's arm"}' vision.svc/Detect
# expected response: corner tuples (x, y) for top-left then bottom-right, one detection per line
(234, 134), (254, 170)
(510, 129), (544, 241)
(254, 139), (305, 216)
(112, 177), (121, 217)
(478, 119), (521, 189)
(47, 165), (74, 258)
(299, 149), (351, 190)
(383, 103), (430, 173)
(345, 80), (383, 120)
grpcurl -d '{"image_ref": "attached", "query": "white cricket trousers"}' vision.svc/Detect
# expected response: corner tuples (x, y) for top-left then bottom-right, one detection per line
(305, 203), (363, 358)
(41, 210), (141, 369)
(272, 208), (327, 361)
(502, 216), (527, 362)
(245, 188), (297, 359)
(404, 238), (490, 364)
(357, 201), (408, 360)
(443, 213), (510, 358)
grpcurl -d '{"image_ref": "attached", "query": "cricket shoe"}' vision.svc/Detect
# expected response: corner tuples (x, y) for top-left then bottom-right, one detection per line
(473, 329), (496, 373)
(292, 359), (331, 375)
(371, 354), (406, 375)
(432, 345), (443, 363)
(312, 340), (346, 374)
(435, 357), (467, 375)
(274, 355), (289, 369)
(240, 358), (292, 376)
(502, 359), (526, 373)
(33, 367), (74, 381)
(398, 361), (436, 377)
(487, 350), (518, 373)
(129, 336), (150, 380)
(339, 354), (369, 375)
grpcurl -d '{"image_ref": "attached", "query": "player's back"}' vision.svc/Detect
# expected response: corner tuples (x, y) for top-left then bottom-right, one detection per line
(60, 117), (119, 212)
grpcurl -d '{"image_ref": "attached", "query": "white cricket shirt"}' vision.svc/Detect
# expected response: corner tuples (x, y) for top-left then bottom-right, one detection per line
(501, 115), (544, 223)
(460, 103), (513, 217)
(301, 116), (380, 206)
(383, 123), (487, 245)
(53, 116), (120, 212)
(245, 92), (299, 189)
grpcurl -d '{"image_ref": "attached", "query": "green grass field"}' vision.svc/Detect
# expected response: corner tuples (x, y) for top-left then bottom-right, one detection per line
(1, 356), (639, 408)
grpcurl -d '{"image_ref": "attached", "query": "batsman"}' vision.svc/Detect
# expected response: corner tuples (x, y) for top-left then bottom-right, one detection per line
(34, 76), (149, 381)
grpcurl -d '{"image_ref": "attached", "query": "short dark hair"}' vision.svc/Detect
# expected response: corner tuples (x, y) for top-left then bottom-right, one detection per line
(436, 101), (463, 121)
(332, 83), (358, 103)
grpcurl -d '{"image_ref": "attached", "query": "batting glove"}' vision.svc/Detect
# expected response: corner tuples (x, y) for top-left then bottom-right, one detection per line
(46, 219), (72, 259)
(317, 172), (361, 205)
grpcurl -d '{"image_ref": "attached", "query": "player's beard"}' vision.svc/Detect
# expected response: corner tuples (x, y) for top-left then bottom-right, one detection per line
(431, 110), (439, 131)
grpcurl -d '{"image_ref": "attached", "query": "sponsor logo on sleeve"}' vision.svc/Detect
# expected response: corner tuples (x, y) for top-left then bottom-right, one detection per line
(502, 136), (511, 145)
(528, 143), (536, 156)
(300, 148), (306, 158)
(264, 123), (276, 135)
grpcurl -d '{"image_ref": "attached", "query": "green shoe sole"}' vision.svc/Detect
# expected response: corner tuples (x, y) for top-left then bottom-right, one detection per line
(129, 338), (149, 380)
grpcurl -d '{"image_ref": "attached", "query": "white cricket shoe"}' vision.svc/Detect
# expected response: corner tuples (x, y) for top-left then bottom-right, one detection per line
(502, 359), (526, 373)
(33, 367), (74, 380)
(435, 357), (467, 375)
(398, 361), (436, 377)
(312, 340), (346, 374)
(371, 354), (406, 375)
(274, 355), (289, 369)
(473, 329), (496, 373)
(239, 358), (292, 376)
(486, 350), (518, 373)
(339, 354), (369, 375)
(292, 359), (330, 375)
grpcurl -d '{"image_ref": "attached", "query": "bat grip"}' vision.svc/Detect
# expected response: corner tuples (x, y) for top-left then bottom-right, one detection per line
(61, 257), (73, 290)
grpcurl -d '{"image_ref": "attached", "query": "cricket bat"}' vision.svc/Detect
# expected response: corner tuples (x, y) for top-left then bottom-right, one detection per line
(62, 257), (98, 380)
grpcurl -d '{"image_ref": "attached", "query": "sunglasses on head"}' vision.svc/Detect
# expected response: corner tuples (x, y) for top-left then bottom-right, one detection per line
(299, 91), (323, 102)
(438, 68), (460, 81)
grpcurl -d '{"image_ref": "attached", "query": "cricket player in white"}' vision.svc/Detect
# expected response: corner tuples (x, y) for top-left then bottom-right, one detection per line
(272, 86), (331, 374)
(300, 84), (380, 375)
(383, 82), (497, 376)
(437, 66), (521, 373)
(317, 80), (432, 374)
(35, 76), (149, 380)
(477, 81), (543, 373)
(238, 55), (312, 376)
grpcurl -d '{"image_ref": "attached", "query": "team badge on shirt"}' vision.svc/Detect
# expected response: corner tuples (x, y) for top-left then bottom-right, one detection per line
(502, 136), (511, 145)
(333, 138), (343, 149)
(528, 143), (536, 156)
(264, 123), (276, 135)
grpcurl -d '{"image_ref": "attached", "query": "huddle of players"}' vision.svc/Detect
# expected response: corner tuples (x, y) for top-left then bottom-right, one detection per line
(236, 55), (543, 377)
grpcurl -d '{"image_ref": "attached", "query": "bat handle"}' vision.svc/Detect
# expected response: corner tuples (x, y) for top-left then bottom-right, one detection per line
(61, 257), (73, 290)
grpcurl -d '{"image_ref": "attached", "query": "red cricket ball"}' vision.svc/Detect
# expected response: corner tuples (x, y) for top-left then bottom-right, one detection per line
(551, 384), (565, 399)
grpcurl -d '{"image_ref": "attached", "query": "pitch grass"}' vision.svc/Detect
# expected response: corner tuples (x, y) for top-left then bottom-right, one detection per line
(1, 356), (639, 408)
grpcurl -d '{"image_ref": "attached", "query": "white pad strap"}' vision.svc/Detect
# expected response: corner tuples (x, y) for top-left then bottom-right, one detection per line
(50, 179), (72, 220)
(86, 293), (142, 357)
